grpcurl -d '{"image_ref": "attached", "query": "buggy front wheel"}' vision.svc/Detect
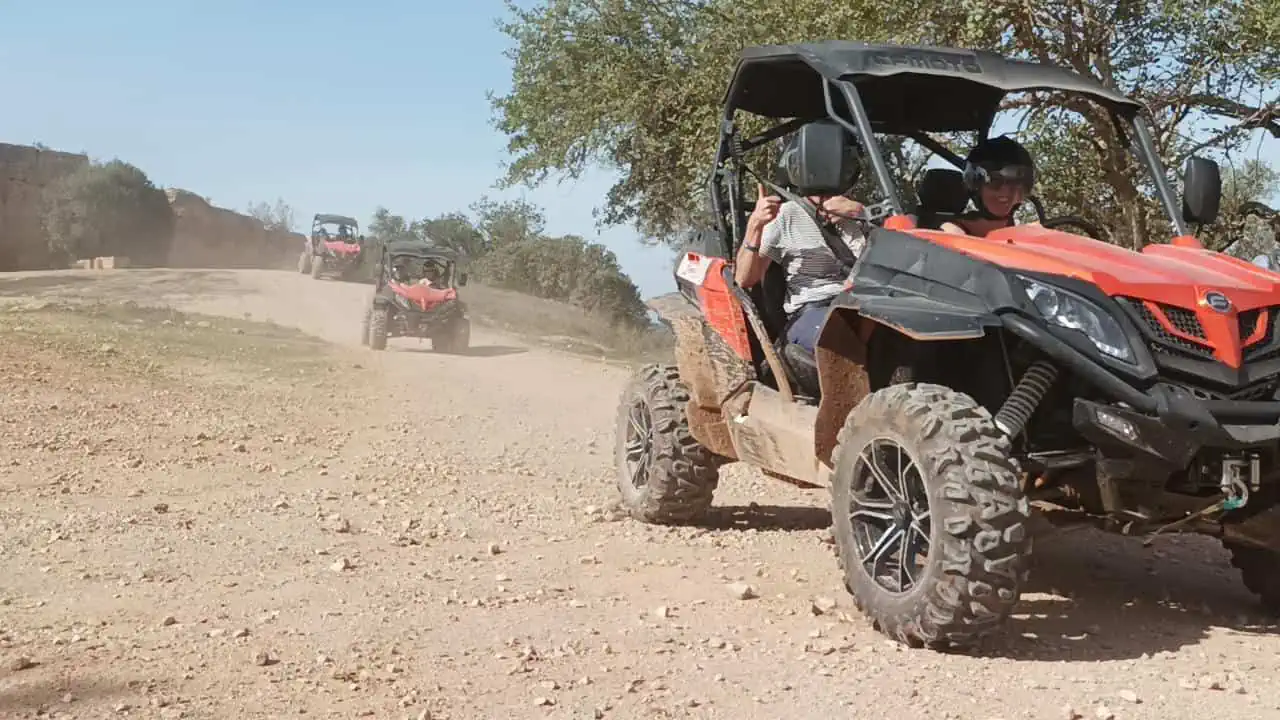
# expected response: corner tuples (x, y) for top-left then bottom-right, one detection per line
(1225, 542), (1280, 614)
(359, 306), (372, 347)
(433, 318), (470, 354)
(368, 306), (389, 350)
(830, 383), (1031, 649)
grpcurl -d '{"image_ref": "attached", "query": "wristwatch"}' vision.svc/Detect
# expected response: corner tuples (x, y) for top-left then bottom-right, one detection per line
(743, 242), (760, 252)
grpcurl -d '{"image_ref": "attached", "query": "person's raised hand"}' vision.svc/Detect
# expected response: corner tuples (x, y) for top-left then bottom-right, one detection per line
(749, 183), (782, 228)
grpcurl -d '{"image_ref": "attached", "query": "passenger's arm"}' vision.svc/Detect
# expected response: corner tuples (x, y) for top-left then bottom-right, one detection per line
(819, 195), (865, 221)
(734, 185), (781, 288)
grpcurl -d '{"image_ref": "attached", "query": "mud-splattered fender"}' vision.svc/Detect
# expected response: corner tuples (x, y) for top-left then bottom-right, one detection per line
(812, 294), (999, 464)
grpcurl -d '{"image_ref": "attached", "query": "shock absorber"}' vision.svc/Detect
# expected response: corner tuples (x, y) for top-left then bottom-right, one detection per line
(994, 360), (1059, 438)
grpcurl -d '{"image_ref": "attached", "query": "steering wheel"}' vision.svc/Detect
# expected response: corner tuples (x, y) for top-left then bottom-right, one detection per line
(1025, 195), (1108, 240)
(1040, 215), (1109, 241)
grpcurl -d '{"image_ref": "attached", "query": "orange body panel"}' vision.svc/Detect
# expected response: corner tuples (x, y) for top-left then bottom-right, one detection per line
(697, 258), (752, 360)
(323, 241), (361, 256)
(884, 214), (916, 231)
(390, 281), (456, 311)
(902, 224), (1280, 369)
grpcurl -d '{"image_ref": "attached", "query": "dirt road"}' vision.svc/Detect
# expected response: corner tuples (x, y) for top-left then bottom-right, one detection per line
(2, 269), (1278, 720)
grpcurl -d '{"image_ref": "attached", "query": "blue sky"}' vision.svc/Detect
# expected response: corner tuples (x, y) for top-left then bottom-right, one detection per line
(1, 2), (1275, 298)
(0, 0), (680, 297)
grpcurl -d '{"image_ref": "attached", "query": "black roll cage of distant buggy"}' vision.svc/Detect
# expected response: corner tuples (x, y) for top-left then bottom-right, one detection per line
(375, 240), (466, 290)
(707, 41), (1191, 260)
(312, 213), (361, 239)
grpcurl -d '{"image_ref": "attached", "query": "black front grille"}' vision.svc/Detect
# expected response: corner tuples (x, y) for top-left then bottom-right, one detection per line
(1240, 309), (1264, 342)
(1161, 305), (1205, 338)
(1242, 309), (1280, 362)
(1121, 299), (1214, 359)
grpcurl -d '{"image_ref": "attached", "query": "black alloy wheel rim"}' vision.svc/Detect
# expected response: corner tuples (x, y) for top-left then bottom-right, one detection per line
(623, 400), (653, 490)
(848, 437), (933, 594)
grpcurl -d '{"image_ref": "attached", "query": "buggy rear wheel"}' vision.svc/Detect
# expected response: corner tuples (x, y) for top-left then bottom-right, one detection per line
(614, 364), (720, 524)
(830, 383), (1030, 649)
(369, 305), (389, 350)
(297, 252), (311, 274)
(433, 318), (470, 354)
(311, 255), (325, 279)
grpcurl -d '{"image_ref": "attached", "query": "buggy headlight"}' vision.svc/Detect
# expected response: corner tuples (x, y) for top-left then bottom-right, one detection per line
(1019, 277), (1134, 363)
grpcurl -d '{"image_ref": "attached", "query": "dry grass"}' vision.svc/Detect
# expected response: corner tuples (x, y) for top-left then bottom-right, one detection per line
(0, 299), (334, 384)
(462, 283), (674, 364)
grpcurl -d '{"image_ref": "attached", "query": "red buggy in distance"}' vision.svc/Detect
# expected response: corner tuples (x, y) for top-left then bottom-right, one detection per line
(299, 213), (365, 280)
(362, 238), (470, 353)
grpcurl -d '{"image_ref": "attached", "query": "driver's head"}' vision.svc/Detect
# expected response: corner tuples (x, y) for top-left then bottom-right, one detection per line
(963, 136), (1035, 220)
(778, 120), (862, 199)
(392, 259), (410, 282)
(423, 261), (442, 283)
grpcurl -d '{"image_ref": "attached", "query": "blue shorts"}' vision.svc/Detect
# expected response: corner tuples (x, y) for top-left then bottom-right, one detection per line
(785, 302), (831, 353)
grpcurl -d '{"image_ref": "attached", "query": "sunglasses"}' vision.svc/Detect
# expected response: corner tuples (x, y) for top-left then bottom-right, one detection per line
(976, 163), (1033, 191)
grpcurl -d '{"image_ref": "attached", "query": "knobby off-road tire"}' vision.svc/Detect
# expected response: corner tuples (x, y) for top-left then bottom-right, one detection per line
(359, 306), (372, 347)
(368, 306), (389, 350)
(830, 383), (1031, 649)
(614, 364), (720, 524)
(311, 255), (325, 279)
(433, 318), (470, 354)
(1225, 543), (1280, 614)
(297, 252), (311, 274)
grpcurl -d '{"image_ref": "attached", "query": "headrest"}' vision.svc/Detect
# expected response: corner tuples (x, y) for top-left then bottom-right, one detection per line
(917, 168), (969, 215)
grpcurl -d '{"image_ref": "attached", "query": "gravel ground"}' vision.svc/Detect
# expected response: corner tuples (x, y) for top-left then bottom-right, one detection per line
(1, 268), (1278, 720)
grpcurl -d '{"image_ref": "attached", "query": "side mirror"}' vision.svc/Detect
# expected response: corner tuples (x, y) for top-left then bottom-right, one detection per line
(779, 120), (858, 196)
(457, 272), (468, 287)
(1182, 156), (1221, 225)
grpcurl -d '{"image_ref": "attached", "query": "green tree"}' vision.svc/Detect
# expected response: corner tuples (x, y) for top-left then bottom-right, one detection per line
(492, 0), (1278, 247)
(41, 159), (174, 265)
(367, 207), (419, 244)
(247, 197), (296, 232)
(470, 196), (546, 248)
(1210, 160), (1280, 259)
(476, 232), (650, 326)
(419, 211), (487, 258)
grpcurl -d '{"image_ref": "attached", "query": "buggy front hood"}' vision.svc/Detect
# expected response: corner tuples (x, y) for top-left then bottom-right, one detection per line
(913, 225), (1280, 312)
(323, 241), (361, 256)
(390, 282), (457, 311)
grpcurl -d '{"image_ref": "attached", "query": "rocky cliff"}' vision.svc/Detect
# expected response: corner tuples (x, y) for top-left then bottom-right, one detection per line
(0, 142), (89, 270)
(0, 141), (304, 272)
(165, 190), (302, 270)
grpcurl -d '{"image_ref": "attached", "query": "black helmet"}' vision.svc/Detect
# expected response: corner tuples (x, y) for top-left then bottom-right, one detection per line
(777, 120), (862, 196)
(962, 135), (1035, 219)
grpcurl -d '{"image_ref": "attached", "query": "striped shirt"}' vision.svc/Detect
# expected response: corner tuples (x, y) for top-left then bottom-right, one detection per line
(759, 200), (866, 315)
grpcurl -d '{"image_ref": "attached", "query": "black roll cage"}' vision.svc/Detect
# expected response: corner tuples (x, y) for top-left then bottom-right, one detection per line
(708, 48), (1190, 259)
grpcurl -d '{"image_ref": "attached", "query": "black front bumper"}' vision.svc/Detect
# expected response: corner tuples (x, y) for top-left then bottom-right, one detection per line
(1073, 396), (1280, 469)
(393, 300), (465, 330)
(1002, 314), (1280, 468)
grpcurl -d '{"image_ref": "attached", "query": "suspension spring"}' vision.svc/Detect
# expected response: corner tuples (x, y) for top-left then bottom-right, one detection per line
(994, 360), (1059, 438)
